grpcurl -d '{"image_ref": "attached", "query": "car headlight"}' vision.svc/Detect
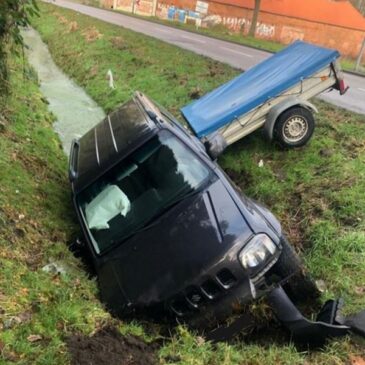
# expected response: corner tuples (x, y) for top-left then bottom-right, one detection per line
(238, 234), (277, 274)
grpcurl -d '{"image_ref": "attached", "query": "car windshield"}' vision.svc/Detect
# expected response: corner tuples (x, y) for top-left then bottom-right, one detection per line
(77, 130), (212, 254)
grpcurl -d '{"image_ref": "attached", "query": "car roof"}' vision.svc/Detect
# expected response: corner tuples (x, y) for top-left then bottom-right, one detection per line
(70, 92), (158, 193)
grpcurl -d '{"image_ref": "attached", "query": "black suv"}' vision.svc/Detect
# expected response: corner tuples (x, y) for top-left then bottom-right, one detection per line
(69, 92), (318, 332)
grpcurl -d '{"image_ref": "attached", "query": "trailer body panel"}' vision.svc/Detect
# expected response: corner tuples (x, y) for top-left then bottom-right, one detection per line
(181, 41), (340, 141)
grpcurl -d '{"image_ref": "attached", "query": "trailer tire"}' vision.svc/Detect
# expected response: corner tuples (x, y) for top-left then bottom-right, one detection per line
(275, 236), (320, 304)
(274, 107), (315, 148)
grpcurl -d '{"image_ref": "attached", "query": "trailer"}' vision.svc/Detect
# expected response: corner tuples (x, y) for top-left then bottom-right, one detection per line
(181, 41), (348, 150)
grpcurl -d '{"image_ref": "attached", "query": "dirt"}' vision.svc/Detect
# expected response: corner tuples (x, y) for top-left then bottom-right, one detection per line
(110, 36), (127, 50)
(0, 115), (7, 133)
(57, 15), (69, 25)
(224, 167), (252, 187)
(188, 86), (203, 99)
(318, 148), (333, 158)
(66, 326), (159, 365)
(82, 27), (102, 42)
(68, 21), (79, 32)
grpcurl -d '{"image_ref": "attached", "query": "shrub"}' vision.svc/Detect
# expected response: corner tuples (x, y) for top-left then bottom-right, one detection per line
(0, 0), (39, 97)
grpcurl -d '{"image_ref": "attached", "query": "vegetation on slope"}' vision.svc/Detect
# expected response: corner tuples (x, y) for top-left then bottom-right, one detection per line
(0, 2), (364, 363)
(0, 54), (109, 363)
(0, 0), (39, 95)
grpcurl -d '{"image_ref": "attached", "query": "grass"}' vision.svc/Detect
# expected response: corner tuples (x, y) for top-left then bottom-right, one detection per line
(1, 2), (363, 363)
(0, 54), (110, 363)
(67, 0), (365, 74)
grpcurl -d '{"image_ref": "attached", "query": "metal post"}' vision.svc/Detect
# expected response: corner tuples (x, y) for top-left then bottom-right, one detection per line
(355, 37), (365, 71)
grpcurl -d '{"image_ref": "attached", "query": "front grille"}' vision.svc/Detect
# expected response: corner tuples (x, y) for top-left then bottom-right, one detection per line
(216, 268), (236, 288)
(170, 297), (190, 316)
(186, 286), (205, 307)
(169, 268), (237, 316)
(201, 279), (221, 299)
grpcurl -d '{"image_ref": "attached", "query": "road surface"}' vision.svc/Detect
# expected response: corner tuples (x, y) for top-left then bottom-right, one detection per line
(45, 0), (365, 115)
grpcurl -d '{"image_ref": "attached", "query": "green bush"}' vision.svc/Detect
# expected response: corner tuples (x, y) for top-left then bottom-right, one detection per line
(0, 0), (39, 96)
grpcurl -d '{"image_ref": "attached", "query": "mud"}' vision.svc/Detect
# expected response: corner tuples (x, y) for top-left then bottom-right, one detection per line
(189, 86), (203, 99)
(66, 327), (158, 365)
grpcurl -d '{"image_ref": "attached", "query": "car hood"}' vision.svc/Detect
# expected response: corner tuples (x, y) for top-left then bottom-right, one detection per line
(99, 179), (252, 306)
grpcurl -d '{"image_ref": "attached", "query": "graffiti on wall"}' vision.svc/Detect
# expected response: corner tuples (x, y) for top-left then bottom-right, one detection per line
(156, 3), (276, 38)
(256, 22), (275, 37)
(203, 14), (275, 37)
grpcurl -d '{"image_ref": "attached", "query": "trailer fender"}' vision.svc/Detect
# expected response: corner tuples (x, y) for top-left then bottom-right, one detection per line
(264, 97), (318, 141)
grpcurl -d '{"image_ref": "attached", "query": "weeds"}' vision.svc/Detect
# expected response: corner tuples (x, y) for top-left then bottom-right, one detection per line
(1, 2), (363, 364)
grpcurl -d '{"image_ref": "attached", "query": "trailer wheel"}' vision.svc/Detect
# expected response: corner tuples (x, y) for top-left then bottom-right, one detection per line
(274, 107), (315, 148)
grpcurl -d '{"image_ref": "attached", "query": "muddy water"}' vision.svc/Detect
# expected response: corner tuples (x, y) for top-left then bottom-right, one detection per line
(22, 28), (105, 155)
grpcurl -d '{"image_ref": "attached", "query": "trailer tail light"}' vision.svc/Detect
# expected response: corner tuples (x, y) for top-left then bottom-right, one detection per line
(332, 60), (349, 95)
(338, 78), (349, 95)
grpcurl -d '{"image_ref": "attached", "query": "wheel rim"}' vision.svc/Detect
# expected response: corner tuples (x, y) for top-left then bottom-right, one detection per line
(282, 115), (308, 143)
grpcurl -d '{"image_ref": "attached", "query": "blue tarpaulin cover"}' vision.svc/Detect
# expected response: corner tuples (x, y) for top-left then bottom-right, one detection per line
(181, 41), (339, 138)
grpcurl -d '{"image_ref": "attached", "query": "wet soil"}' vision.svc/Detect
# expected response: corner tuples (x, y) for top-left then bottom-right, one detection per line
(66, 326), (158, 365)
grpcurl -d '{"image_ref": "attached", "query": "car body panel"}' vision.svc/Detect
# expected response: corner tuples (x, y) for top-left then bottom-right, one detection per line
(70, 93), (287, 320)
(97, 180), (252, 306)
(72, 98), (156, 193)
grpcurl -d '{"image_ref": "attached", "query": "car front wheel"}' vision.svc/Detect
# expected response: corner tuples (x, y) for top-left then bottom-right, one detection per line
(275, 235), (320, 304)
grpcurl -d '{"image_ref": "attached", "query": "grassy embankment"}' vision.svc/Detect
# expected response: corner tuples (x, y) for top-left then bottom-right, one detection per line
(69, 0), (365, 74)
(0, 53), (109, 363)
(33, 3), (365, 363)
(0, 1), (364, 363)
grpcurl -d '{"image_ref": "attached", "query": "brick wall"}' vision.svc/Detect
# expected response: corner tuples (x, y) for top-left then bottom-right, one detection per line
(106, 0), (155, 15)
(103, 0), (113, 8)
(155, 0), (365, 59)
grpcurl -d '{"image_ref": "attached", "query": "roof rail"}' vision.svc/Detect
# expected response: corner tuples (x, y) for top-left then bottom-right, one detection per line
(69, 139), (80, 182)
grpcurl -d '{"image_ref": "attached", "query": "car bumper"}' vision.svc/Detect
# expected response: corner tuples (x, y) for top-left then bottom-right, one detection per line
(169, 243), (289, 328)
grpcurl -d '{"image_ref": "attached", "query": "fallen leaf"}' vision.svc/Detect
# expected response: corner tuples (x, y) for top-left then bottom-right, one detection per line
(18, 310), (32, 323)
(354, 286), (365, 295)
(350, 356), (365, 365)
(315, 279), (327, 292)
(73, 278), (81, 288)
(3, 350), (19, 361)
(27, 334), (42, 343)
(3, 316), (22, 329)
(196, 336), (205, 347)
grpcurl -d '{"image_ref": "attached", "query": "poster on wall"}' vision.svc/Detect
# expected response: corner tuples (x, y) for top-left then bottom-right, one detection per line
(195, 0), (209, 14)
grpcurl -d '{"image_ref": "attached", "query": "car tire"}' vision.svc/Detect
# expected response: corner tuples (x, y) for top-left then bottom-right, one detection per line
(274, 107), (315, 148)
(275, 235), (320, 304)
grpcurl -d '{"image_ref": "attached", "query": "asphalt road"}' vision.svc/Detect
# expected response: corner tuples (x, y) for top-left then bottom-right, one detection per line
(46, 0), (365, 115)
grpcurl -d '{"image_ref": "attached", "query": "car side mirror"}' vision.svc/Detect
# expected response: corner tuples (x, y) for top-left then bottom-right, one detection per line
(204, 132), (227, 160)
